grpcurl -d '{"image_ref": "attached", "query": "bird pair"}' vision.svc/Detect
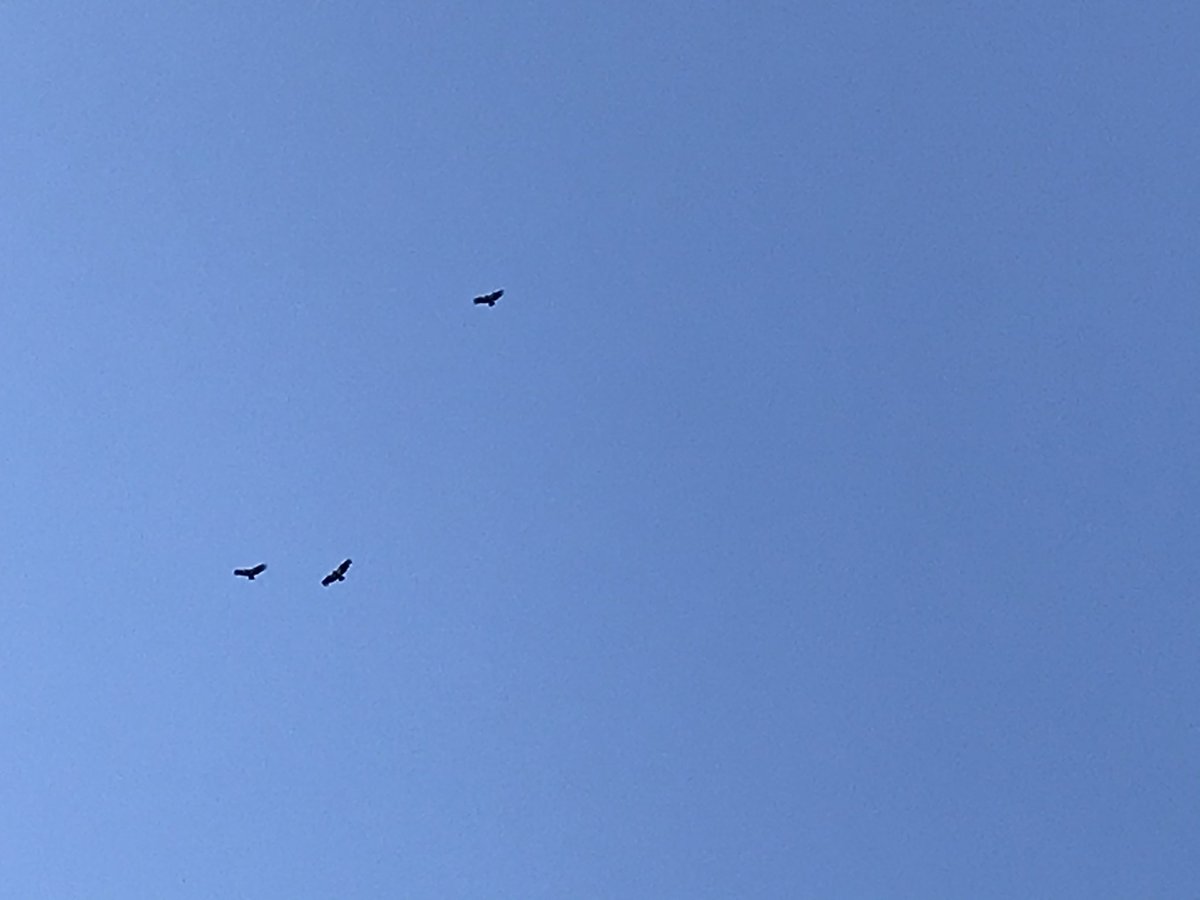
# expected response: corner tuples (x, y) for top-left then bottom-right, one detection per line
(233, 559), (352, 587)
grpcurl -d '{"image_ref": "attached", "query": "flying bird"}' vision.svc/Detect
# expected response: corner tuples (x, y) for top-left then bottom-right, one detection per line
(233, 563), (268, 580)
(322, 559), (352, 587)
(473, 289), (503, 307)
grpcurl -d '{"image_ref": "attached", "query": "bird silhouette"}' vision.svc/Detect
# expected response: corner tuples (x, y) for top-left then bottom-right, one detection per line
(233, 563), (268, 580)
(322, 559), (352, 587)
(473, 289), (503, 307)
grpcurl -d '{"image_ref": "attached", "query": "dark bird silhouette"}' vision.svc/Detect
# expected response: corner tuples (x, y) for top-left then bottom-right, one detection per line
(322, 559), (352, 587)
(473, 289), (503, 307)
(233, 563), (268, 580)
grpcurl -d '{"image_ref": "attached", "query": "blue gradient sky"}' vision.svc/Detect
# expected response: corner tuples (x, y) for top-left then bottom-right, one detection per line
(1, 3), (1197, 897)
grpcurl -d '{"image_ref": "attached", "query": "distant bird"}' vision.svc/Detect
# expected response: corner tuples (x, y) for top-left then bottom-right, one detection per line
(473, 288), (503, 307)
(233, 563), (268, 580)
(322, 558), (352, 587)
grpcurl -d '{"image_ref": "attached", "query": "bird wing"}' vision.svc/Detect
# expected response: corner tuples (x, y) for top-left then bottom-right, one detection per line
(233, 568), (250, 577)
(250, 563), (267, 576)
(321, 573), (335, 586)
(337, 559), (352, 576)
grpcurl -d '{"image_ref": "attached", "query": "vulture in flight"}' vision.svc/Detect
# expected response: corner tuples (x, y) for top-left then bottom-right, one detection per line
(322, 558), (352, 587)
(473, 289), (503, 307)
(234, 563), (268, 580)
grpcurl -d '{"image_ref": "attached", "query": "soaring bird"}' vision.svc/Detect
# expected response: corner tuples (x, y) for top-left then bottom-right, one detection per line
(473, 288), (503, 307)
(234, 563), (268, 580)
(322, 558), (352, 587)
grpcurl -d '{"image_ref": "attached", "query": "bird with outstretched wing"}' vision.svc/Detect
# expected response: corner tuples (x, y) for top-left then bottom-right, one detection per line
(234, 563), (267, 580)
(473, 289), (503, 307)
(322, 558), (352, 586)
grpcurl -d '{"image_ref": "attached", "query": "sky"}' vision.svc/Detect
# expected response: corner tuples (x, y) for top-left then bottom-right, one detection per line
(0, 2), (1197, 897)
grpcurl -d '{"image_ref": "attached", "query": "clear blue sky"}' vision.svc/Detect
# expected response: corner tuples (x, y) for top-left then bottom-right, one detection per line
(1, 3), (1196, 897)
